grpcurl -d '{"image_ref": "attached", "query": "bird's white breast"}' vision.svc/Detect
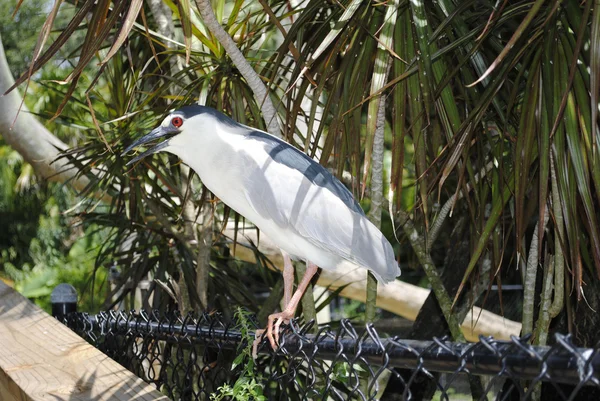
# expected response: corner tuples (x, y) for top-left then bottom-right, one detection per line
(166, 125), (320, 259)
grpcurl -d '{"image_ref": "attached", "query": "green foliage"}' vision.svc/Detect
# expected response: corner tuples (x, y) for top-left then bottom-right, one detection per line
(3, 0), (600, 353)
(0, 0), (48, 77)
(211, 308), (265, 401)
(0, 144), (108, 313)
(0, 0), (108, 312)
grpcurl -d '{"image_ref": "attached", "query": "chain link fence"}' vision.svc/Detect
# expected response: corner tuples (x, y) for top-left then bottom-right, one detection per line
(60, 309), (600, 400)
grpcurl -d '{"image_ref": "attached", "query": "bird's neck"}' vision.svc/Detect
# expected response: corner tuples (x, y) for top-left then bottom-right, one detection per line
(166, 123), (247, 190)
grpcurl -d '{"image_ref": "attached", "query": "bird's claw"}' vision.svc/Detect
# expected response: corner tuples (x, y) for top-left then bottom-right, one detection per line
(252, 329), (265, 359)
(252, 312), (292, 359)
(267, 313), (290, 350)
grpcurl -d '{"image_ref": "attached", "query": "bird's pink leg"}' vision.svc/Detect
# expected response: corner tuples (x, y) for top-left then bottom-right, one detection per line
(281, 252), (295, 309)
(266, 261), (318, 350)
(252, 261), (318, 358)
(253, 256), (297, 358)
(253, 255), (298, 358)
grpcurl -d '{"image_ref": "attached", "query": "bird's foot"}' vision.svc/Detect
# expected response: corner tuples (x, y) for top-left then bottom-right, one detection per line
(267, 310), (293, 350)
(252, 329), (265, 359)
(252, 311), (293, 359)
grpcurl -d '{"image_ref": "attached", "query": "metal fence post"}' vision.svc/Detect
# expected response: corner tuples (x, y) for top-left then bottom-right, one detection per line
(51, 283), (77, 320)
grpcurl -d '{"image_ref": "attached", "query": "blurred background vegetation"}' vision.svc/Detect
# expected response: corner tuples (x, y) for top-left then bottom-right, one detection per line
(0, 0), (599, 365)
(0, 0), (107, 311)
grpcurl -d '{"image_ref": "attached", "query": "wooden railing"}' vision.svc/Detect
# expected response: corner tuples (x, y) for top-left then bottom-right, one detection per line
(0, 281), (169, 401)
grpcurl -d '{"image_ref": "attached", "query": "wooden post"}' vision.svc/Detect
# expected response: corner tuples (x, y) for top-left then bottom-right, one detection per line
(0, 281), (169, 401)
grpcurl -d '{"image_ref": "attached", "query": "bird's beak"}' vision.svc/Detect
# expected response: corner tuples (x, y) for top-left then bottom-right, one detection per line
(122, 125), (178, 166)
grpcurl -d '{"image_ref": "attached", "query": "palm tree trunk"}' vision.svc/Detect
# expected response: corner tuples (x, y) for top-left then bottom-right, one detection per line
(194, 0), (280, 136)
(0, 33), (93, 195)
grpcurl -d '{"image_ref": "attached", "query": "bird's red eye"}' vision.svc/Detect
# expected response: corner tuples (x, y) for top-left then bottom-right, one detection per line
(172, 116), (184, 128)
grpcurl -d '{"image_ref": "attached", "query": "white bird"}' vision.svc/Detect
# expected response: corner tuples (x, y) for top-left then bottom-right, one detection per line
(123, 105), (400, 351)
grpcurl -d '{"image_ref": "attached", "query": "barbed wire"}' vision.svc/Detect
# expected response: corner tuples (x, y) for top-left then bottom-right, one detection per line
(62, 310), (600, 400)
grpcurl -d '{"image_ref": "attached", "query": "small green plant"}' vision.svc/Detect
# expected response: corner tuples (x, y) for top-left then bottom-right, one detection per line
(211, 308), (265, 401)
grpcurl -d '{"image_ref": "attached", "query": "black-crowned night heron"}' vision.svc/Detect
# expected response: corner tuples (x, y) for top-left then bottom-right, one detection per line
(123, 105), (400, 351)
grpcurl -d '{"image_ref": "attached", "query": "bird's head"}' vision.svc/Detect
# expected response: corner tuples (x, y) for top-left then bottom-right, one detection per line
(122, 105), (237, 166)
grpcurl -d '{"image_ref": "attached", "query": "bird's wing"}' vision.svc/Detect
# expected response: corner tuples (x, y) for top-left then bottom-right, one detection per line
(240, 131), (399, 282)
(245, 131), (364, 215)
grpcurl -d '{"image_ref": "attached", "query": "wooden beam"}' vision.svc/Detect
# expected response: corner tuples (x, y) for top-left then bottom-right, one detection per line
(0, 281), (169, 401)
(225, 226), (522, 341)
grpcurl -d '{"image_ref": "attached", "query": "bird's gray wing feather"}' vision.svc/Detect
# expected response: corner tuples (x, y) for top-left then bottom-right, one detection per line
(246, 131), (364, 215)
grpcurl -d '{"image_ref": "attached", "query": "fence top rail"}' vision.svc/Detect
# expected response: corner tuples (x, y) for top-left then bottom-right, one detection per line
(0, 281), (169, 401)
(68, 308), (600, 387)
